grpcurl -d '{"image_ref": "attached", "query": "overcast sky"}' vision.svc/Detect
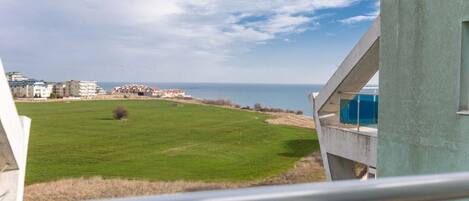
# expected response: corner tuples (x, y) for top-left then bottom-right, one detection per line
(0, 0), (379, 84)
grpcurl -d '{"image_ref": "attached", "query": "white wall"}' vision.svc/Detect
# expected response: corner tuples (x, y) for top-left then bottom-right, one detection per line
(0, 59), (32, 201)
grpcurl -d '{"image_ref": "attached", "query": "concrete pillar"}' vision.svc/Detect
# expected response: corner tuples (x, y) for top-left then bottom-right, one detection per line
(327, 153), (357, 180)
(0, 59), (32, 201)
(368, 166), (377, 178)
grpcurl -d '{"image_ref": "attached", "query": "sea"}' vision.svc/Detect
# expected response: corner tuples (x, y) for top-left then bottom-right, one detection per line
(99, 82), (323, 116)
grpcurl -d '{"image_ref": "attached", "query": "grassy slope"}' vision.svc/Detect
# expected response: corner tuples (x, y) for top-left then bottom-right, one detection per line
(16, 100), (318, 184)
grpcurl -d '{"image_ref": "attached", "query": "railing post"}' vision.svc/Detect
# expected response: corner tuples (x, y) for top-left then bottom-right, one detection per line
(338, 93), (341, 124)
(357, 95), (360, 132)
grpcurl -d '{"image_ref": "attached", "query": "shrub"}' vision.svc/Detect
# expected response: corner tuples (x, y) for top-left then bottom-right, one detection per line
(241, 106), (251, 110)
(201, 99), (233, 106)
(49, 93), (61, 99)
(295, 110), (304, 115)
(252, 103), (288, 113)
(113, 106), (128, 120)
(176, 96), (193, 100)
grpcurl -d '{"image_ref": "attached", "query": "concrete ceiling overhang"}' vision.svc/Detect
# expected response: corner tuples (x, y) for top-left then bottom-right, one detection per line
(315, 17), (380, 115)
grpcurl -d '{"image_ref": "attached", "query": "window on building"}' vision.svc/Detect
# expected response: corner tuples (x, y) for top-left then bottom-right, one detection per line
(460, 21), (469, 112)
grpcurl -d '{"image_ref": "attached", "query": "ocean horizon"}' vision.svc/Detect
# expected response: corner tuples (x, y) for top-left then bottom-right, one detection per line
(99, 82), (323, 116)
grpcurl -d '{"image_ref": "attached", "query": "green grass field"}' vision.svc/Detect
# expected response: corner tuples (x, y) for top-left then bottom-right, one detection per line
(16, 100), (318, 184)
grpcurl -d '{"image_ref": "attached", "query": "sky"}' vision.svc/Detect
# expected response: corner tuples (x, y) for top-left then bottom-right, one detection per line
(0, 0), (379, 84)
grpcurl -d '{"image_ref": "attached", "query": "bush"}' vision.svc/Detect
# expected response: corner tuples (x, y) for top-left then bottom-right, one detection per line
(201, 99), (233, 106)
(295, 110), (304, 115)
(253, 103), (288, 113)
(176, 96), (193, 100)
(113, 106), (128, 120)
(241, 106), (251, 110)
(49, 93), (61, 99)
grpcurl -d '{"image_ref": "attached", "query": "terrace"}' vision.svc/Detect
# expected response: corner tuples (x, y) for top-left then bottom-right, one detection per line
(310, 18), (380, 180)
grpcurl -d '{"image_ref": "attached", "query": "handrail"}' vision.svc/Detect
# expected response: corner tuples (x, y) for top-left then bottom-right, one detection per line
(96, 171), (469, 201)
(341, 91), (379, 96)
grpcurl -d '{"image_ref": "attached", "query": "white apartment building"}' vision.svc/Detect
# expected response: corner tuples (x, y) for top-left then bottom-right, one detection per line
(65, 80), (97, 98)
(96, 85), (107, 95)
(9, 80), (52, 98)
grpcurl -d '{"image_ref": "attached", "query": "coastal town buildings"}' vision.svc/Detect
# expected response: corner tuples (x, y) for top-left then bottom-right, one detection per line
(112, 84), (158, 96)
(65, 80), (97, 98)
(112, 84), (187, 98)
(5, 72), (189, 100)
(5, 71), (189, 100)
(152, 89), (186, 98)
(6, 72), (99, 99)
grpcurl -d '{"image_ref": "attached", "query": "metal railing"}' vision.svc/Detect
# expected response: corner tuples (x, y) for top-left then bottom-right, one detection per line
(97, 171), (469, 201)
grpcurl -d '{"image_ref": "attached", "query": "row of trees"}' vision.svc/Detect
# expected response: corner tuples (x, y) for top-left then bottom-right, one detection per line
(200, 98), (304, 115)
(253, 103), (303, 115)
(111, 100), (304, 122)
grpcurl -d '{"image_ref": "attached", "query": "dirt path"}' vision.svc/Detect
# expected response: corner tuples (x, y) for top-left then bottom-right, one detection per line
(24, 153), (324, 201)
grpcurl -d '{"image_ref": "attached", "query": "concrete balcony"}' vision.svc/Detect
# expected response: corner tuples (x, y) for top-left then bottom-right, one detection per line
(316, 91), (378, 180)
(321, 125), (377, 167)
(311, 17), (380, 181)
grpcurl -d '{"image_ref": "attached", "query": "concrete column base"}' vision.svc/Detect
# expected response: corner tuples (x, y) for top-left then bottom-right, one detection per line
(327, 153), (357, 180)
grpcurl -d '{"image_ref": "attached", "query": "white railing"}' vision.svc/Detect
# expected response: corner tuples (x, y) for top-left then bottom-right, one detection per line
(96, 171), (469, 201)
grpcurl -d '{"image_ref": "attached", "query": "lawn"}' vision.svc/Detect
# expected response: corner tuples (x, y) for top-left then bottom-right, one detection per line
(16, 100), (318, 184)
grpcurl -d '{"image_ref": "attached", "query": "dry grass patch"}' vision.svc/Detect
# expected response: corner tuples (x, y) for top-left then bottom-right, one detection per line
(25, 152), (324, 201)
(24, 178), (241, 201)
(260, 152), (324, 185)
(265, 113), (315, 129)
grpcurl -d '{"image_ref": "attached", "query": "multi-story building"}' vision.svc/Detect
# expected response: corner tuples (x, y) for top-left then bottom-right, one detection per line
(65, 80), (97, 98)
(96, 85), (107, 95)
(6, 72), (29, 81)
(159, 89), (186, 98)
(9, 80), (52, 98)
(52, 82), (67, 97)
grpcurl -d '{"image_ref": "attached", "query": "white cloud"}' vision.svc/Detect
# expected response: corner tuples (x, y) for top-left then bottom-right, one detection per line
(338, 0), (379, 25)
(0, 0), (359, 82)
(338, 15), (376, 24)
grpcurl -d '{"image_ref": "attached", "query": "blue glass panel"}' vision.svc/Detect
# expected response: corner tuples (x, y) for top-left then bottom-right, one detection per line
(340, 94), (378, 125)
